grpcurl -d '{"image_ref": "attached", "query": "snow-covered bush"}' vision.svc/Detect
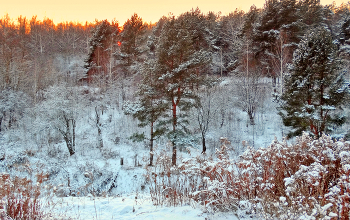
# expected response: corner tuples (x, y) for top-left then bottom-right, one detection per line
(149, 133), (350, 219)
(0, 172), (49, 219)
(146, 147), (181, 206)
(189, 138), (239, 213)
(237, 133), (350, 219)
(148, 138), (239, 212)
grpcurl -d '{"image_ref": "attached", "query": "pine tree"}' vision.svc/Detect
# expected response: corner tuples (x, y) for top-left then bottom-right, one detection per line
(254, 0), (299, 81)
(215, 10), (245, 76)
(338, 6), (350, 57)
(242, 5), (260, 34)
(123, 60), (167, 166)
(297, 0), (324, 28)
(279, 27), (349, 138)
(84, 20), (119, 83)
(152, 11), (211, 166)
(118, 13), (147, 73)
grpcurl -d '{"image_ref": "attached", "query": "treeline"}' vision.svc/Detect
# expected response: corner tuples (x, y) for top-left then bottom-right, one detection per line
(0, 15), (95, 97)
(82, 0), (350, 165)
(2, 1), (350, 94)
(84, 1), (350, 82)
(0, 0), (349, 95)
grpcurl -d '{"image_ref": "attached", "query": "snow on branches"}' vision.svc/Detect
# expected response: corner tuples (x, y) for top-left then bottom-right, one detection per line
(149, 133), (350, 219)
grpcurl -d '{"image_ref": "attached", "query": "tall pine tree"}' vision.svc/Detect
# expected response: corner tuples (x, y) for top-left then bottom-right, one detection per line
(279, 27), (349, 138)
(118, 13), (147, 74)
(123, 60), (167, 166)
(84, 20), (119, 83)
(153, 11), (211, 166)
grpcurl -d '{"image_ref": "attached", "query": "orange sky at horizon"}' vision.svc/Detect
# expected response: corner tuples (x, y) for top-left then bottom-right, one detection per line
(1, 0), (347, 25)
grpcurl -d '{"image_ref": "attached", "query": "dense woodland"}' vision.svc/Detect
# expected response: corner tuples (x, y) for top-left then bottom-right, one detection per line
(1, 0), (350, 219)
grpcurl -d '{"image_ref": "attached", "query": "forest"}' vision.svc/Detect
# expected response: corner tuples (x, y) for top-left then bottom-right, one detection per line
(1, 0), (350, 219)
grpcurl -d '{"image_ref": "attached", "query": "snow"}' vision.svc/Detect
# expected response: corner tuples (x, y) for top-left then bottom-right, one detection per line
(0, 120), (255, 220)
(46, 194), (241, 220)
(0, 77), (348, 219)
(284, 177), (294, 186)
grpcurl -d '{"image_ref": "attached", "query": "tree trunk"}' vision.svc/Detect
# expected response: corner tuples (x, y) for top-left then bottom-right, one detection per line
(220, 109), (225, 128)
(202, 135), (206, 154)
(172, 144), (177, 166)
(172, 102), (177, 166)
(63, 134), (75, 156)
(72, 119), (76, 152)
(249, 112), (255, 125)
(95, 106), (103, 148)
(67, 140), (75, 156)
(97, 127), (103, 148)
(8, 109), (13, 128)
(0, 115), (2, 132)
(149, 122), (154, 166)
(60, 114), (75, 156)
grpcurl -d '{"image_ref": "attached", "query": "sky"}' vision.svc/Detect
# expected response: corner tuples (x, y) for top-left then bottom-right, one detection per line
(1, 0), (347, 25)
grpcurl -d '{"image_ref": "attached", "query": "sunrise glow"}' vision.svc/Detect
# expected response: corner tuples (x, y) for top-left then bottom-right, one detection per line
(1, 0), (347, 25)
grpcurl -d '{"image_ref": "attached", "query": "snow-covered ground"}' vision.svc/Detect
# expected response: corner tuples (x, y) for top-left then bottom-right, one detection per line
(0, 78), (312, 219)
(46, 194), (241, 220)
(0, 89), (283, 219)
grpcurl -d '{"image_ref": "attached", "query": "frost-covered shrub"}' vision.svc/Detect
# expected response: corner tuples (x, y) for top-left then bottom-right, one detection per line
(0, 172), (49, 219)
(148, 138), (239, 212)
(146, 148), (180, 206)
(237, 133), (350, 219)
(189, 138), (239, 213)
(100, 147), (119, 159)
(149, 133), (350, 218)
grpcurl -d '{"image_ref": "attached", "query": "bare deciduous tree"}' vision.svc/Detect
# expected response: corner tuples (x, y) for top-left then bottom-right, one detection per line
(37, 84), (80, 156)
(235, 42), (266, 126)
(194, 80), (221, 153)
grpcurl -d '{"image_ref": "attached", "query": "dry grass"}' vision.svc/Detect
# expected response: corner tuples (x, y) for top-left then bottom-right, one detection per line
(148, 133), (350, 219)
(0, 172), (50, 220)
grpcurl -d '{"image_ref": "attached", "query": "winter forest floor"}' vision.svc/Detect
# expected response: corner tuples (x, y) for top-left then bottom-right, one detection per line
(46, 190), (242, 220)
(1, 78), (349, 219)
(0, 79), (282, 219)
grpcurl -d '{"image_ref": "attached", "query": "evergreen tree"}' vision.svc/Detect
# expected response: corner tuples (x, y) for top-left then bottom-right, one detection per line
(279, 27), (349, 138)
(123, 60), (167, 166)
(215, 10), (245, 76)
(241, 5), (260, 37)
(118, 13), (147, 73)
(337, 5), (350, 57)
(84, 20), (119, 83)
(254, 0), (299, 80)
(297, 0), (324, 28)
(152, 11), (211, 166)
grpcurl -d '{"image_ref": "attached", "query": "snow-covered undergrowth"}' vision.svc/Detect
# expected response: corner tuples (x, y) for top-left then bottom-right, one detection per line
(1, 132), (350, 219)
(0, 172), (50, 219)
(0, 89), (349, 219)
(237, 133), (350, 219)
(147, 133), (350, 219)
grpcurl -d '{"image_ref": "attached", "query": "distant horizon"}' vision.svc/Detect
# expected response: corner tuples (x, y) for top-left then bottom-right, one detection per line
(2, 0), (346, 25)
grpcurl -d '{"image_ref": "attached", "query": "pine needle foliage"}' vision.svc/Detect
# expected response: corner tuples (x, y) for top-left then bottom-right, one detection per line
(279, 27), (349, 138)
